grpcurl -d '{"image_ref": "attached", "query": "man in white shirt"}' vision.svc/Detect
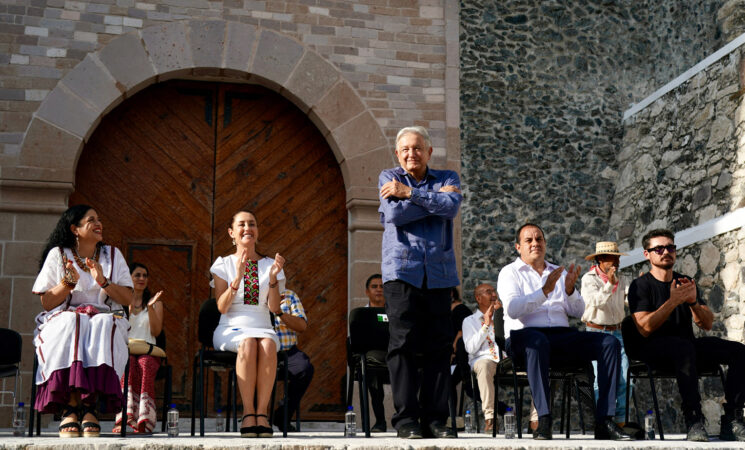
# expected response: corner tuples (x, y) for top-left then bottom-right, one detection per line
(496, 223), (631, 441)
(462, 283), (502, 433)
(580, 241), (629, 425)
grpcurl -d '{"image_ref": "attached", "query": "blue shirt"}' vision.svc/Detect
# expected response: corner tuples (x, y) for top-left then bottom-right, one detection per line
(378, 166), (462, 289)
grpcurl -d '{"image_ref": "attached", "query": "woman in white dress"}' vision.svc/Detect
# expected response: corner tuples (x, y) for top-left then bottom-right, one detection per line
(114, 262), (164, 434)
(210, 210), (285, 438)
(32, 205), (133, 438)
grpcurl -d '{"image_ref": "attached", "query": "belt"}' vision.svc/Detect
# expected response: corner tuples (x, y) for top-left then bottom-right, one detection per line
(585, 322), (620, 331)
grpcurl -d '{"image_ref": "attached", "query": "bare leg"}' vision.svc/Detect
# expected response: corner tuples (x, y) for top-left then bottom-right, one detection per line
(255, 338), (277, 428)
(236, 338), (258, 428)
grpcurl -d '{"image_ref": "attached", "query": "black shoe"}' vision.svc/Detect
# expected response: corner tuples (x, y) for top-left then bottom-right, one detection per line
(424, 421), (456, 438)
(686, 420), (709, 442)
(371, 422), (387, 433)
(594, 417), (634, 440)
(396, 422), (423, 439)
(533, 415), (552, 440)
(720, 415), (745, 441)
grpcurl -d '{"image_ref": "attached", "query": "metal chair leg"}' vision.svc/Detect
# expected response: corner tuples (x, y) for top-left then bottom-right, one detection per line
(282, 352), (289, 438)
(29, 356), (38, 437)
(470, 371), (480, 433)
(359, 358), (371, 437)
(190, 355), (198, 436)
(646, 368), (664, 440)
(512, 369), (522, 439)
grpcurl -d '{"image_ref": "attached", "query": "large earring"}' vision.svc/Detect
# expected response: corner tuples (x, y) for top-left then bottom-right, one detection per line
(75, 234), (79, 249)
(231, 238), (236, 246)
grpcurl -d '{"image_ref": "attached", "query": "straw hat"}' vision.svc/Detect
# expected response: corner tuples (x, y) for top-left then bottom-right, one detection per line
(584, 241), (628, 261)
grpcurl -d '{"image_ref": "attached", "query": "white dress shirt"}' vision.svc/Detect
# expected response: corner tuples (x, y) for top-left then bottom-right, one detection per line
(496, 257), (585, 339)
(462, 309), (502, 368)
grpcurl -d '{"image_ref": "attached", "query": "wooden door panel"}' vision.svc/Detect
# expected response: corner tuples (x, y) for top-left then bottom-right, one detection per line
(215, 84), (347, 420)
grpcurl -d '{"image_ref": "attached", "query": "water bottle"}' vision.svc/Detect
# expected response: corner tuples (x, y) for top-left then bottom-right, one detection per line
(504, 407), (516, 438)
(344, 406), (356, 437)
(464, 409), (473, 433)
(167, 403), (179, 437)
(645, 410), (655, 440)
(12, 402), (25, 436)
(215, 408), (225, 433)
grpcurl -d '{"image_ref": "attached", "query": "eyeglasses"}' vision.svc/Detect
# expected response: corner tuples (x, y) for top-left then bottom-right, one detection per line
(646, 244), (677, 255)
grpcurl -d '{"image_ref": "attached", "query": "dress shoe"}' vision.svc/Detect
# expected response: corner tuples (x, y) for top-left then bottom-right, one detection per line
(424, 421), (456, 438)
(720, 415), (745, 441)
(533, 415), (552, 440)
(686, 420), (709, 442)
(594, 417), (634, 440)
(371, 421), (387, 433)
(482, 418), (494, 434)
(396, 422), (423, 439)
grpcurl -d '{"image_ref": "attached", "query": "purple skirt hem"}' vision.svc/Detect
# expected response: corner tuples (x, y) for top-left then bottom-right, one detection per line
(35, 361), (123, 414)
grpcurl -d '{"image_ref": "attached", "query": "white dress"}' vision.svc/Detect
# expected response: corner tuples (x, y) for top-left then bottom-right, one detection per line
(31, 245), (133, 412)
(210, 255), (284, 352)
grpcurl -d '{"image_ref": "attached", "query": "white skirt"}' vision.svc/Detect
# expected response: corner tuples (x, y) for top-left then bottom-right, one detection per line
(213, 306), (279, 352)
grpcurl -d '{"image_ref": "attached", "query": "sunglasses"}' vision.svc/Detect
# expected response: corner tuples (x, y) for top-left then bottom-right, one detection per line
(646, 244), (677, 255)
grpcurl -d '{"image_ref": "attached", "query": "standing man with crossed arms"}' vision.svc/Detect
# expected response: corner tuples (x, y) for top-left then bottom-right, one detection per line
(378, 125), (462, 439)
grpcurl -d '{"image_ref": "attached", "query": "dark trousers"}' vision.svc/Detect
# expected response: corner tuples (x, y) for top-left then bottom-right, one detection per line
(384, 280), (453, 429)
(506, 327), (621, 419)
(629, 335), (745, 417)
(274, 346), (314, 421)
(365, 349), (388, 425)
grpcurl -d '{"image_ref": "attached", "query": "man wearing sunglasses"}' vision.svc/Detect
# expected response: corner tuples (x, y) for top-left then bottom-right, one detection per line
(627, 228), (745, 442)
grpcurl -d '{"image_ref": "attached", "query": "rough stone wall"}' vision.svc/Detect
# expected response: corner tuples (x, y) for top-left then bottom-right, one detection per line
(612, 50), (742, 249)
(460, 0), (727, 299)
(613, 47), (744, 432)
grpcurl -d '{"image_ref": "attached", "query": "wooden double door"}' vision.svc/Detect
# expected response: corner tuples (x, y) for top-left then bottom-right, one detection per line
(70, 80), (348, 420)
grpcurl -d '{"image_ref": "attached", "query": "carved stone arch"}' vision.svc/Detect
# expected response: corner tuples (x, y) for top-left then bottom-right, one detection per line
(16, 19), (392, 208)
(13, 18), (388, 308)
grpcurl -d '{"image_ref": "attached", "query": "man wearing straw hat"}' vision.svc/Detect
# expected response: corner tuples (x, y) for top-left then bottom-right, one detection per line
(581, 241), (629, 426)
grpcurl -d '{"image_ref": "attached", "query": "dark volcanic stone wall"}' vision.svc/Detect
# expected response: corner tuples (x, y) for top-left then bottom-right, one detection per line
(460, 0), (726, 295)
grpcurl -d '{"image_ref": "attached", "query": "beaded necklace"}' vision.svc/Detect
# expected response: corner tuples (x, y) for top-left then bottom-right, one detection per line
(70, 245), (101, 273)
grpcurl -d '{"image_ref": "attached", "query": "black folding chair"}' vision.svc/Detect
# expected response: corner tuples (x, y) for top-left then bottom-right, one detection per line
(493, 307), (595, 439)
(154, 330), (173, 433)
(0, 329), (22, 406)
(621, 315), (725, 440)
(190, 299), (238, 437)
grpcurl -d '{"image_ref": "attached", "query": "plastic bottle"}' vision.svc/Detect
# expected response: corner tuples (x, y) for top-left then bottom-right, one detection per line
(645, 410), (655, 440)
(344, 406), (356, 437)
(167, 403), (180, 437)
(12, 402), (25, 437)
(464, 409), (473, 433)
(215, 408), (225, 433)
(504, 407), (516, 439)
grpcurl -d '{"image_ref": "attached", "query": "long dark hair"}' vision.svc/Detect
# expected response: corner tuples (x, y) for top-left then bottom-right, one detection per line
(38, 204), (106, 270)
(129, 262), (152, 308)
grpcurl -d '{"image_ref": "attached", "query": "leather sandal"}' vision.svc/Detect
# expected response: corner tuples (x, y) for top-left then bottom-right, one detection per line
(58, 404), (81, 438)
(80, 404), (101, 437)
(240, 414), (258, 438)
(255, 413), (273, 438)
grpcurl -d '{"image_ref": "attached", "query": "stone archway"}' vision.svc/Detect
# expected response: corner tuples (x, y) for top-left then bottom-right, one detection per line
(11, 18), (391, 308)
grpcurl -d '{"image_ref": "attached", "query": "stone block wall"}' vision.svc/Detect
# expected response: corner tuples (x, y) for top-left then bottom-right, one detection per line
(459, 0), (727, 298)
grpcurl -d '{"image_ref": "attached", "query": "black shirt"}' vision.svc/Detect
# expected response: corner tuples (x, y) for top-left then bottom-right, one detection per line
(627, 271), (705, 340)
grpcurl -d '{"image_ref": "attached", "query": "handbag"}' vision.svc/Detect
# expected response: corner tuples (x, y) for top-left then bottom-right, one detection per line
(128, 338), (166, 358)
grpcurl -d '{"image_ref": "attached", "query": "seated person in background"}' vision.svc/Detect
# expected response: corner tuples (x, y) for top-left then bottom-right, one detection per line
(497, 223), (631, 441)
(627, 229), (745, 442)
(115, 262), (164, 434)
(580, 241), (629, 426)
(463, 283), (537, 433)
(363, 273), (388, 433)
(272, 289), (314, 432)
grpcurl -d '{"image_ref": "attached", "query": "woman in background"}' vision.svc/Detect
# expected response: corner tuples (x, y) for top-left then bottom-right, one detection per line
(114, 262), (164, 434)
